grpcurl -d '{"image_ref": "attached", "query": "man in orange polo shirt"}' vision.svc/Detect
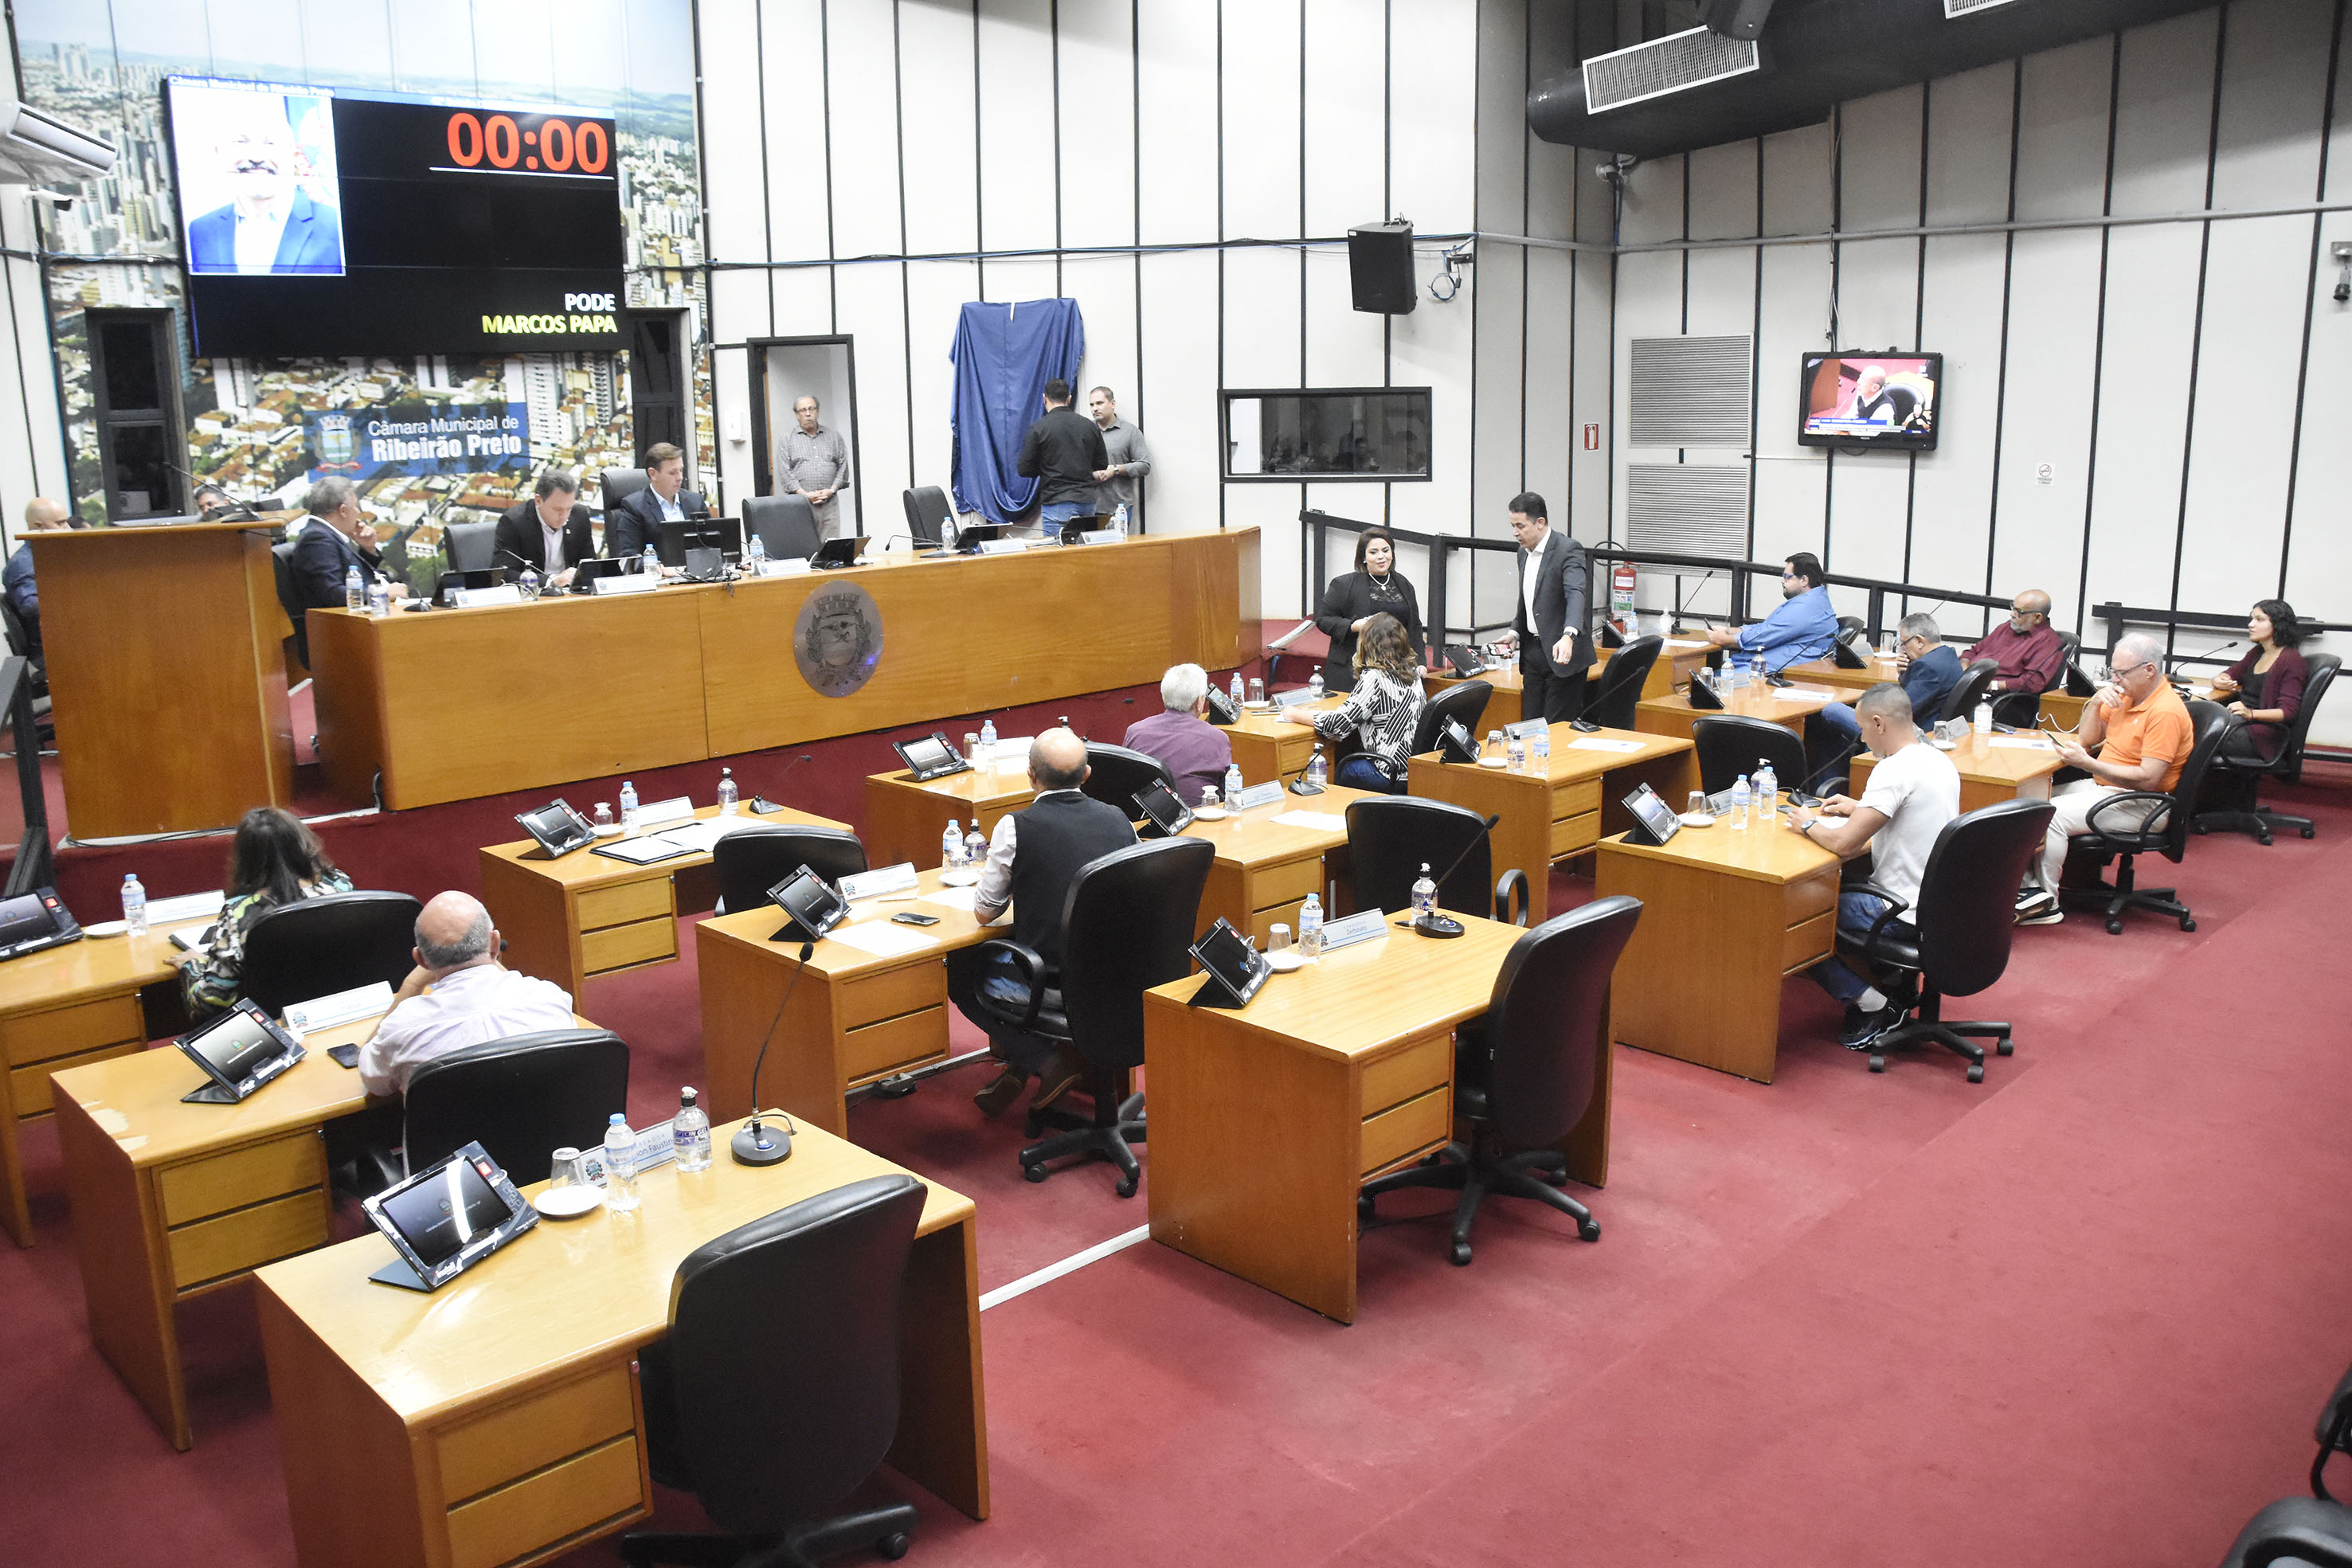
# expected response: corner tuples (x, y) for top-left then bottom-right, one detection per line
(2015, 632), (2194, 925)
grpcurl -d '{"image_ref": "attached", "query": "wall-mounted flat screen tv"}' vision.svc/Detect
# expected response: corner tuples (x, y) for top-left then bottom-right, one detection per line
(165, 76), (626, 358)
(1798, 352), (1942, 452)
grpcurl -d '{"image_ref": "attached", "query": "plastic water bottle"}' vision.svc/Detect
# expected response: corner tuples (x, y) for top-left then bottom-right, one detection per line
(601, 1113), (639, 1210)
(640, 543), (659, 580)
(1305, 746), (1328, 790)
(619, 780), (639, 831)
(746, 532), (768, 575)
(965, 827), (986, 868)
(1755, 761), (1779, 823)
(1730, 774), (1752, 831)
(1230, 671), (1246, 708)
(672, 1088), (712, 1172)
(343, 564), (364, 610)
(120, 874), (147, 937)
(1507, 731), (1527, 772)
(1974, 696), (1994, 736)
(942, 819), (964, 870)
(717, 767), (738, 815)
(1532, 725), (1552, 768)
(978, 717), (998, 766)
(1411, 863), (1437, 922)
(518, 565), (541, 600)
(1297, 893), (1324, 958)
(1223, 761), (1244, 804)
(1308, 667), (1325, 701)
(1724, 656), (1747, 693)
(367, 578), (390, 616)
(1113, 502), (1129, 538)
(1751, 652), (1767, 686)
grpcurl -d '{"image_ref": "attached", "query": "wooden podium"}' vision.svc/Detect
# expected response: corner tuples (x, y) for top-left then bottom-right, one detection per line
(30, 521), (293, 839)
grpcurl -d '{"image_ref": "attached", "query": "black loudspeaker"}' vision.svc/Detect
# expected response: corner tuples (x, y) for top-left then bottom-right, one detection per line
(1348, 222), (1418, 315)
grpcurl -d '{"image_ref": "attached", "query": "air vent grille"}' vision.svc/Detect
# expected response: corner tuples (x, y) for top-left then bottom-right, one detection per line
(1582, 27), (1762, 114)
(1628, 334), (1752, 449)
(1944, 0), (2021, 16)
(1626, 465), (1750, 558)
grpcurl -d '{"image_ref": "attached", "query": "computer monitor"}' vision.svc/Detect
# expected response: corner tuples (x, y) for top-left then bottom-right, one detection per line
(655, 516), (743, 569)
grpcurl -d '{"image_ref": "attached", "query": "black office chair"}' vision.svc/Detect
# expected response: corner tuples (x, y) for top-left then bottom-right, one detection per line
(623, 1175), (927, 1568)
(2057, 630), (2097, 698)
(1835, 615), (1866, 643)
(443, 520), (496, 573)
(271, 539), (309, 670)
(902, 485), (952, 548)
(713, 826), (867, 916)
(1343, 678), (1488, 791)
(744, 493), (823, 561)
(2198, 652), (2338, 844)
(238, 891), (423, 1018)
(0, 597), (43, 688)
(1080, 742), (1177, 815)
(2212, 1359), (2352, 1568)
(1344, 796), (1528, 925)
(601, 467), (650, 514)
(393, 1029), (629, 1183)
(1930, 658), (2000, 727)
(1693, 714), (1808, 798)
(2060, 699), (2233, 934)
(1359, 895), (1642, 1265)
(1989, 688), (2042, 729)
(972, 837), (1214, 1198)
(1832, 798), (2053, 1081)
(1585, 635), (1663, 730)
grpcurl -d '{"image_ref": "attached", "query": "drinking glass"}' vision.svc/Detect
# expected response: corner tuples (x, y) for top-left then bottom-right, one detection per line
(1199, 786), (1220, 811)
(550, 1148), (582, 1191)
(1268, 923), (1293, 953)
(1687, 791), (1708, 818)
(1486, 729), (1505, 761)
(593, 804), (612, 830)
(1248, 678), (1266, 705)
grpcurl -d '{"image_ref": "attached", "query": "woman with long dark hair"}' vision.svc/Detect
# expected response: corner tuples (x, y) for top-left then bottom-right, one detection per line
(1292, 612), (1427, 792)
(178, 807), (352, 1019)
(1313, 527), (1425, 693)
(2211, 600), (2311, 763)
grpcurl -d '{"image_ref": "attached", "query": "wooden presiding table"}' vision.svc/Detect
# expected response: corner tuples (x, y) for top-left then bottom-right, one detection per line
(0, 918), (215, 1247)
(1595, 819), (1845, 1083)
(1144, 912), (1609, 1323)
(315, 528), (1258, 811)
(29, 520), (296, 837)
(51, 1011), (392, 1449)
(482, 804), (847, 1003)
(1852, 731), (2063, 813)
(1407, 727), (1698, 923)
(254, 1120), (988, 1568)
(1635, 680), (1837, 745)
(864, 761), (1038, 870)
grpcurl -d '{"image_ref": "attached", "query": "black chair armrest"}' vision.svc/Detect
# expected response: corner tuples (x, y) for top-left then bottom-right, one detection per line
(1836, 879), (1913, 954)
(1334, 749), (1399, 781)
(969, 938), (1050, 1030)
(2080, 789), (2174, 844)
(1493, 869), (1529, 927)
(2316, 1362), (2352, 1501)
(2225, 1497), (2352, 1568)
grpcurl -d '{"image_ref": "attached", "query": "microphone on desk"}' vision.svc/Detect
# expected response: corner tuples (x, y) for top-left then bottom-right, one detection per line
(2167, 637), (2239, 682)
(750, 753), (815, 815)
(1411, 813), (1501, 940)
(732, 940), (813, 1166)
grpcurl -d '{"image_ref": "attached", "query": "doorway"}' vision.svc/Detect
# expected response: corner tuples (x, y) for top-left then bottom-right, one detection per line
(625, 310), (690, 465)
(749, 337), (862, 541)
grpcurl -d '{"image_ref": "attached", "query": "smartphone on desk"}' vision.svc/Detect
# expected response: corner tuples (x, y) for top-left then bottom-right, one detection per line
(890, 912), (941, 927)
(327, 1044), (360, 1068)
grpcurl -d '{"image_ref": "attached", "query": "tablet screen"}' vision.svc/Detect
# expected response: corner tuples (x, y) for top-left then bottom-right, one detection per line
(378, 1154), (514, 1267)
(769, 868), (848, 939)
(1133, 780), (1190, 834)
(1192, 921), (1258, 995)
(899, 734), (953, 774)
(1622, 783), (1681, 845)
(182, 1005), (287, 1085)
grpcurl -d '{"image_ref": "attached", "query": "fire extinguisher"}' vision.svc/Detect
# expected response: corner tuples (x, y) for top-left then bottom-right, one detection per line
(1610, 561), (1638, 636)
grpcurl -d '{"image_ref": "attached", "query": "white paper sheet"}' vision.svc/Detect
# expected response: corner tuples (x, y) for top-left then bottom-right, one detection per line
(1270, 810), (1348, 831)
(1567, 737), (1646, 753)
(1986, 737), (2056, 750)
(826, 920), (939, 958)
(659, 816), (765, 852)
(922, 886), (980, 911)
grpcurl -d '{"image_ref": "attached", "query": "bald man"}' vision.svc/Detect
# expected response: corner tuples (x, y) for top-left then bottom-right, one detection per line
(357, 891), (575, 1097)
(949, 728), (1137, 1117)
(1962, 588), (2066, 694)
(5, 497), (70, 657)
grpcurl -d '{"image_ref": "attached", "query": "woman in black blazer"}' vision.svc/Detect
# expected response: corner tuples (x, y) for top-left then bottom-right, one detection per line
(1314, 527), (1425, 693)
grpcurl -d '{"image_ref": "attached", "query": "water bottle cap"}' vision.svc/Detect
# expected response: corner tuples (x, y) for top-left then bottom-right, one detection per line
(680, 1086), (698, 1105)
(609, 1112), (628, 1124)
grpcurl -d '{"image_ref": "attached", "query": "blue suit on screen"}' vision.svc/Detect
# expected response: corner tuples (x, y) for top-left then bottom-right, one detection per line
(186, 189), (344, 276)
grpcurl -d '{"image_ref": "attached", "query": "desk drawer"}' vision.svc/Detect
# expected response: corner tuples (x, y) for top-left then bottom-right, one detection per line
(838, 963), (946, 1032)
(1361, 1085), (1450, 1177)
(159, 1130), (324, 1226)
(1549, 778), (1602, 822)
(1783, 870), (1838, 927)
(1549, 810), (1601, 859)
(1250, 855), (1325, 913)
(444, 1433), (644, 1568)
(842, 1007), (949, 1084)
(1360, 1034), (1451, 1117)
(580, 917), (676, 976)
(1277, 734), (1315, 776)
(1, 994), (143, 1068)
(436, 1363), (637, 1506)
(169, 1188), (330, 1290)
(577, 878), (674, 932)
(10, 1039), (146, 1119)
(1781, 909), (1837, 975)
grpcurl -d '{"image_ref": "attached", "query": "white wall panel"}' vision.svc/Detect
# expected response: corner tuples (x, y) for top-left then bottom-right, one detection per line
(1927, 63), (2015, 227)
(697, 1), (769, 273)
(1684, 248), (1753, 338)
(707, 267), (770, 358)
(1522, 246), (1575, 523)
(2080, 225), (2202, 615)
(977, 256), (1060, 307)
(1568, 248), (1611, 547)
(833, 263), (913, 515)
(2209, 0), (2331, 209)
(1301, 0), (1387, 237)
(2108, 9), (2221, 218)
(2013, 36), (2114, 223)
(707, 344), (753, 507)
(1688, 140), (1756, 244)
(1389, 0), (1479, 234)
(1063, 252), (1140, 422)
(1135, 249), (1221, 534)
(1906, 233), (2006, 612)
(976, 0), (1057, 253)
(761, 1), (832, 266)
(1220, 249), (1303, 389)
(1389, 272), (1476, 538)
(906, 257), (980, 492)
(1761, 122), (1833, 237)
(1616, 154), (1684, 248)
(1135, 0), (1218, 244)
(1473, 240), (1527, 584)
(1839, 85), (1923, 232)
(1055, 2), (1137, 250)
(1223, 0), (1303, 241)
(765, 267), (836, 338)
(1304, 251), (1383, 388)
(1986, 230), (2103, 635)
(828, 0), (906, 260)
(899, 2), (980, 256)
(1476, 0), (1528, 233)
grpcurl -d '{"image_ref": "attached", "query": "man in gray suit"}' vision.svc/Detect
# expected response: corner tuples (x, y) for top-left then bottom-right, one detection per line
(1504, 491), (1592, 724)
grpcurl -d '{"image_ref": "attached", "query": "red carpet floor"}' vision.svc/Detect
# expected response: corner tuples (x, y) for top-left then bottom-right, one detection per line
(2, 761), (2346, 1567)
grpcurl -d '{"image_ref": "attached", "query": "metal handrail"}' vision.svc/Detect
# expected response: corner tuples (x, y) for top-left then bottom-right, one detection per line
(2089, 602), (2347, 662)
(2, 655), (50, 897)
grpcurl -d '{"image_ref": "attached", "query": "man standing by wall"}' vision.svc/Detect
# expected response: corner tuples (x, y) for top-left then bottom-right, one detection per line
(779, 395), (851, 538)
(1503, 491), (1593, 725)
(1086, 385), (1150, 526)
(1016, 379), (1107, 539)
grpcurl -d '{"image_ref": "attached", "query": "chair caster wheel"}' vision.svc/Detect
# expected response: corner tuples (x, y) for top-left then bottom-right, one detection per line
(1540, 1167), (1568, 1187)
(2180, 917), (2195, 932)
(1022, 1162), (1048, 1183)
(879, 1534), (911, 1561)
(1450, 1242), (1472, 1266)
(1868, 1054), (1885, 1073)
(2255, 832), (2272, 847)
(1967, 1063), (1984, 1084)
(1116, 1173), (1140, 1198)
(1578, 1218), (1600, 1242)
(2106, 918), (2123, 935)
(1996, 1038), (2013, 1056)
(2301, 827), (2315, 839)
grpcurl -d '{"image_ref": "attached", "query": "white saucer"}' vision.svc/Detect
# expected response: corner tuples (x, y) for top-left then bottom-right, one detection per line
(1193, 807), (1228, 820)
(592, 823), (626, 838)
(1678, 812), (1716, 828)
(1243, 701), (1274, 711)
(1265, 949), (1309, 972)
(533, 1185), (605, 1218)
(1477, 757), (1509, 768)
(937, 867), (980, 886)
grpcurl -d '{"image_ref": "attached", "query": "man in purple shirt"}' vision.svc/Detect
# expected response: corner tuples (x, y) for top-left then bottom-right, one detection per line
(1123, 663), (1233, 805)
(1962, 588), (2066, 694)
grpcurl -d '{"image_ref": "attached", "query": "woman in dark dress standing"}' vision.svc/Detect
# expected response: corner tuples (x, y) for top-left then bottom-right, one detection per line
(1314, 527), (1425, 693)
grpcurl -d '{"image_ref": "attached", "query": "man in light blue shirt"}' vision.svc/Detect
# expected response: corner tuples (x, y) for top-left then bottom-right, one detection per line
(1708, 551), (1838, 673)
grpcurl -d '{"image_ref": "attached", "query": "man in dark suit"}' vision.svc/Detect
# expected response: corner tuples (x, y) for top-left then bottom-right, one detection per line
(288, 477), (406, 663)
(606, 442), (707, 561)
(1015, 379), (1108, 539)
(1505, 491), (1592, 725)
(184, 108), (343, 276)
(492, 471), (597, 587)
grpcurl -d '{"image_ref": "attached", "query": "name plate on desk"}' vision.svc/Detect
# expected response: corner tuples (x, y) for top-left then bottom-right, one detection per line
(450, 585), (525, 609)
(1318, 909), (1387, 952)
(1232, 781), (1286, 811)
(1076, 528), (1121, 545)
(1503, 718), (1549, 741)
(632, 796), (695, 831)
(283, 980), (395, 1035)
(840, 862), (920, 901)
(1271, 688), (1323, 709)
(755, 557), (812, 577)
(976, 538), (1027, 556)
(592, 573), (659, 596)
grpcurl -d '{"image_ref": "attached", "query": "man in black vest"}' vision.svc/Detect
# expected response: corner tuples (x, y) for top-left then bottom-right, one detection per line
(949, 728), (1136, 1118)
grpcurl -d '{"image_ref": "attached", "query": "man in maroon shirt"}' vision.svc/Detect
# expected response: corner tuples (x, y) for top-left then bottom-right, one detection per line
(1964, 588), (2066, 694)
(1123, 663), (1233, 805)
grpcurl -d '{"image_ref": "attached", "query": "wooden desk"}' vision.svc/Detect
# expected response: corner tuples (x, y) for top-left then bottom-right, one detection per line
(1420, 639), (1713, 728)
(31, 522), (295, 838)
(1594, 821), (1843, 1083)
(1176, 785), (1375, 941)
(255, 1120), (988, 1568)
(480, 804), (847, 1003)
(318, 529), (1258, 810)
(1851, 733), (2062, 814)
(0, 921), (209, 1247)
(1634, 681), (1836, 745)
(1785, 655), (1904, 694)
(863, 764), (1035, 871)
(1144, 913), (1608, 1323)
(51, 1012), (387, 1449)
(1407, 728), (1699, 923)
(1220, 698), (1343, 784)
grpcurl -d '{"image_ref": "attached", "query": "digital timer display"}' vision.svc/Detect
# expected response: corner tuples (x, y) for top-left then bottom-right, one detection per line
(441, 111), (611, 175)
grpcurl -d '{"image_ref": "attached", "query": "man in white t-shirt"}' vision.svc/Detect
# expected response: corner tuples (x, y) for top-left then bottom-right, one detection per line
(1781, 682), (1961, 1048)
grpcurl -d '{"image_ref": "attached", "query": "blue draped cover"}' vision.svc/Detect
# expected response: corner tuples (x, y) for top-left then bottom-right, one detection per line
(948, 298), (1086, 524)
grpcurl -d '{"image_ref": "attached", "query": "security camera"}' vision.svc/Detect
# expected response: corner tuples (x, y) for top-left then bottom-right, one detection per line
(29, 188), (74, 213)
